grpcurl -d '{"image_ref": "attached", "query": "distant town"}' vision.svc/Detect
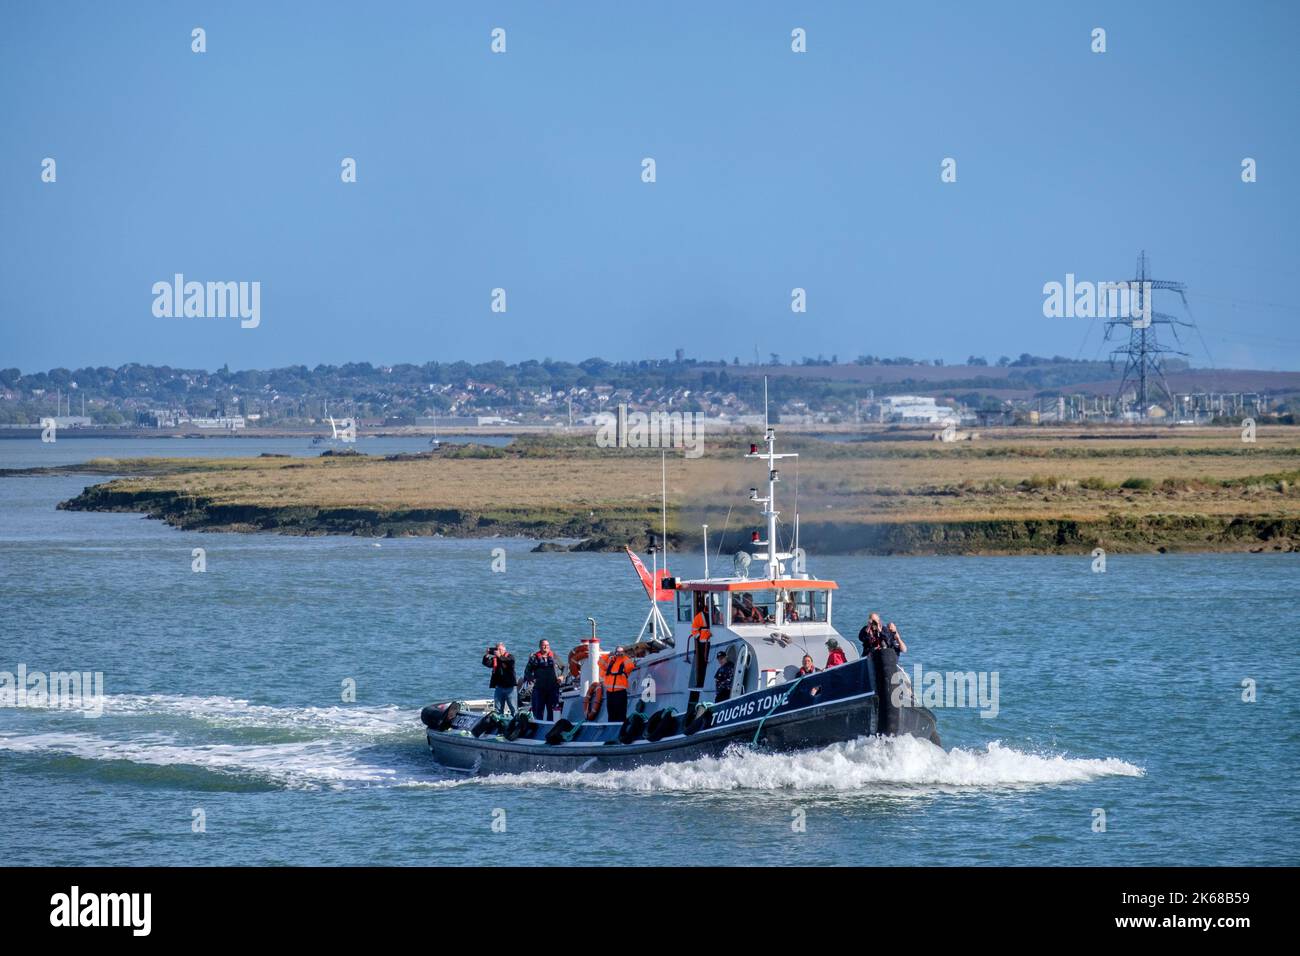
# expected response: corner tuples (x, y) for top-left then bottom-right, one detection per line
(2, 353), (1296, 435)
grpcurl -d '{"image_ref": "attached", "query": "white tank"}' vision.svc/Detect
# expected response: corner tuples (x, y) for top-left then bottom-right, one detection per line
(580, 637), (601, 694)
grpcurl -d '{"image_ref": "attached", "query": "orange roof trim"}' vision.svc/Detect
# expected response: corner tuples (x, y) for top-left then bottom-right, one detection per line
(675, 579), (838, 592)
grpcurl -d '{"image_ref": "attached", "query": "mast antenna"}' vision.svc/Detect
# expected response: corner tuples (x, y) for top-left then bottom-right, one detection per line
(745, 386), (797, 580)
(661, 451), (668, 559)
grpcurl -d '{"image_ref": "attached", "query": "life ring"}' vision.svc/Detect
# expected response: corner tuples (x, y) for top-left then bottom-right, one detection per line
(583, 682), (604, 720)
(567, 644), (590, 678)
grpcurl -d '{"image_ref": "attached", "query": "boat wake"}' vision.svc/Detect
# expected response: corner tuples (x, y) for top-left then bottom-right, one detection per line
(101, 693), (413, 736)
(475, 735), (1144, 794)
(0, 693), (423, 791)
(2, 693), (1142, 794)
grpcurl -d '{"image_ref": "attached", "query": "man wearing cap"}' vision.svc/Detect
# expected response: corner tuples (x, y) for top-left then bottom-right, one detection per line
(713, 650), (735, 703)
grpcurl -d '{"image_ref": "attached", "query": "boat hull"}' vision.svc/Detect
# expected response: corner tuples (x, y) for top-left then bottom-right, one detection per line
(425, 652), (939, 775)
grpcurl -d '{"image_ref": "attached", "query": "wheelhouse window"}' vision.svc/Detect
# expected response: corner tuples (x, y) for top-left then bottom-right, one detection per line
(783, 589), (828, 624)
(729, 591), (776, 625)
(676, 590), (723, 624)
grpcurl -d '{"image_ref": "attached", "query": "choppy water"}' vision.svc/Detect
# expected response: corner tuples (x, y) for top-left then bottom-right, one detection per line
(1, 438), (1297, 865)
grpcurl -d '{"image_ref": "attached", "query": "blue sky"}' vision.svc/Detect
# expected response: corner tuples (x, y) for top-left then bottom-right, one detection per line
(2, 1), (1298, 372)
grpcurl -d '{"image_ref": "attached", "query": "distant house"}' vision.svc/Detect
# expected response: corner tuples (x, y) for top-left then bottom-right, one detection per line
(189, 416), (246, 430)
(872, 395), (958, 425)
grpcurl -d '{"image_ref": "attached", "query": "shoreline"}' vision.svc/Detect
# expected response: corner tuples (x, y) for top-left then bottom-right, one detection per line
(52, 478), (1299, 556)
(11, 429), (1299, 557)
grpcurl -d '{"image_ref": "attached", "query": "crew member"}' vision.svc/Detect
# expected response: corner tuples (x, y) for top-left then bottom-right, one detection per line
(858, 614), (906, 655)
(796, 654), (818, 677)
(602, 645), (636, 723)
(690, 597), (713, 704)
(884, 621), (907, 654)
(524, 639), (562, 721)
(858, 613), (885, 654)
(481, 642), (518, 717)
(824, 637), (847, 669)
(713, 650), (735, 703)
(691, 605), (712, 659)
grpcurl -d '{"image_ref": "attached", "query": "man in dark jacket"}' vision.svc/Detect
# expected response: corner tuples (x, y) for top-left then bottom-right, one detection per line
(859, 613), (906, 655)
(524, 639), (563, 721)
(713, 650), (735, 703)
(482, 642), (518, 717)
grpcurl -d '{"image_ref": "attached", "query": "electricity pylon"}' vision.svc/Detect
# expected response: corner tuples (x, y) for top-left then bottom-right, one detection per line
(1103, 250), (1195, 419)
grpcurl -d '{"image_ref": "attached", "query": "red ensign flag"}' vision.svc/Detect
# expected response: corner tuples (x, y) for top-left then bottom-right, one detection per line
(625, 546), (673, 601)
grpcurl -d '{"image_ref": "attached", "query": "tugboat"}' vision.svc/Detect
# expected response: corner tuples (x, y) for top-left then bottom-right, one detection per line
(421, 427), (940, 775)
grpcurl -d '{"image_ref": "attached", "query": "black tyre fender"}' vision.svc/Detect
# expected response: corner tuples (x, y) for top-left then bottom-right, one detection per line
(437, 701), (462, 732)
(504, 713), (533, 741)
(683, 703), (711, 736)
(471, 713), (502, 738)
(871, 648), (902, 736)
(645, 708), (680, 742)
(545, 718), (575, 745)
(420, 703), (447, 729)
(618, 712), (647, 745)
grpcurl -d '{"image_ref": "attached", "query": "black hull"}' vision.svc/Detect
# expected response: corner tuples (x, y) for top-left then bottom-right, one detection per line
(425, 652), (939, 775)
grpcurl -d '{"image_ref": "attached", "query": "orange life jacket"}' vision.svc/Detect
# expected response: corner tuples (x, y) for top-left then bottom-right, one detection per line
(691, 611), (712, 643)
(603, 654), (635, 692)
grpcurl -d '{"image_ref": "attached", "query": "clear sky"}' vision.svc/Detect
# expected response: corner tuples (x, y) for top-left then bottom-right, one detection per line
(2, 1), (1298, 372)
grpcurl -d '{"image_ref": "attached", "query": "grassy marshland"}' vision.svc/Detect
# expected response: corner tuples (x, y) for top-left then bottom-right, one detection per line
(25, 427), (1300, 554)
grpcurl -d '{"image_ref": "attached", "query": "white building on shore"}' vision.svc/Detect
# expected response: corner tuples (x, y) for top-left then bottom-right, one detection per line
(872, 395), (959, 425)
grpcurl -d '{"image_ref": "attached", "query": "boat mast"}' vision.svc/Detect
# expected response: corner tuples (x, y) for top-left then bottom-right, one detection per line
(747, 377), (797, 579)
(702, 523), (709, 580)
(661, 451), (668, 559)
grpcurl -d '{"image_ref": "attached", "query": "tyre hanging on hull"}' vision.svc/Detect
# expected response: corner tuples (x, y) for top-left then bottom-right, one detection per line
(618, 711), (647, 744)
(504, 712), (535, 741)
(683, 703), (710, 736)
(545, 718), (576, 745)
(645, 708), (680, 742)
(421, 701), (461, 732)
(472, 712), (506, 738)
(870, 648), (903, 737)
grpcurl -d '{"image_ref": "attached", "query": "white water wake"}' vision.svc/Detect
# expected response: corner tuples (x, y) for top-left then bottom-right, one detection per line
(2, 692), (415, 736)
(477, 735), (1144, 794)
(101, 693), (415, 736)
(0, 729), (404, 789)
(0, 693), (422, 789)
(2, 693), (1143, 794)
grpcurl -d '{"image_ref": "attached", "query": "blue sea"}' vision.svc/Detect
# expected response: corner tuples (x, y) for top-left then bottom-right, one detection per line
(1, 437), (1297, 866)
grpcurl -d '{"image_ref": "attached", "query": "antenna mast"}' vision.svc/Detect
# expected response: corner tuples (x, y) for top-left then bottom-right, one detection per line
(747, 377), (797, 579)
(661, 451), (668, 558)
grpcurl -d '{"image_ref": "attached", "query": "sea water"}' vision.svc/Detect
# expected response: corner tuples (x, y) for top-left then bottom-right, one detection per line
(1, 440), (1296, 866)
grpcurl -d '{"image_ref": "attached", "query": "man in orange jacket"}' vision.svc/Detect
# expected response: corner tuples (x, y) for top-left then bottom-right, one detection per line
(603, 646), (636, 723)
(689, 607), (712, 710)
